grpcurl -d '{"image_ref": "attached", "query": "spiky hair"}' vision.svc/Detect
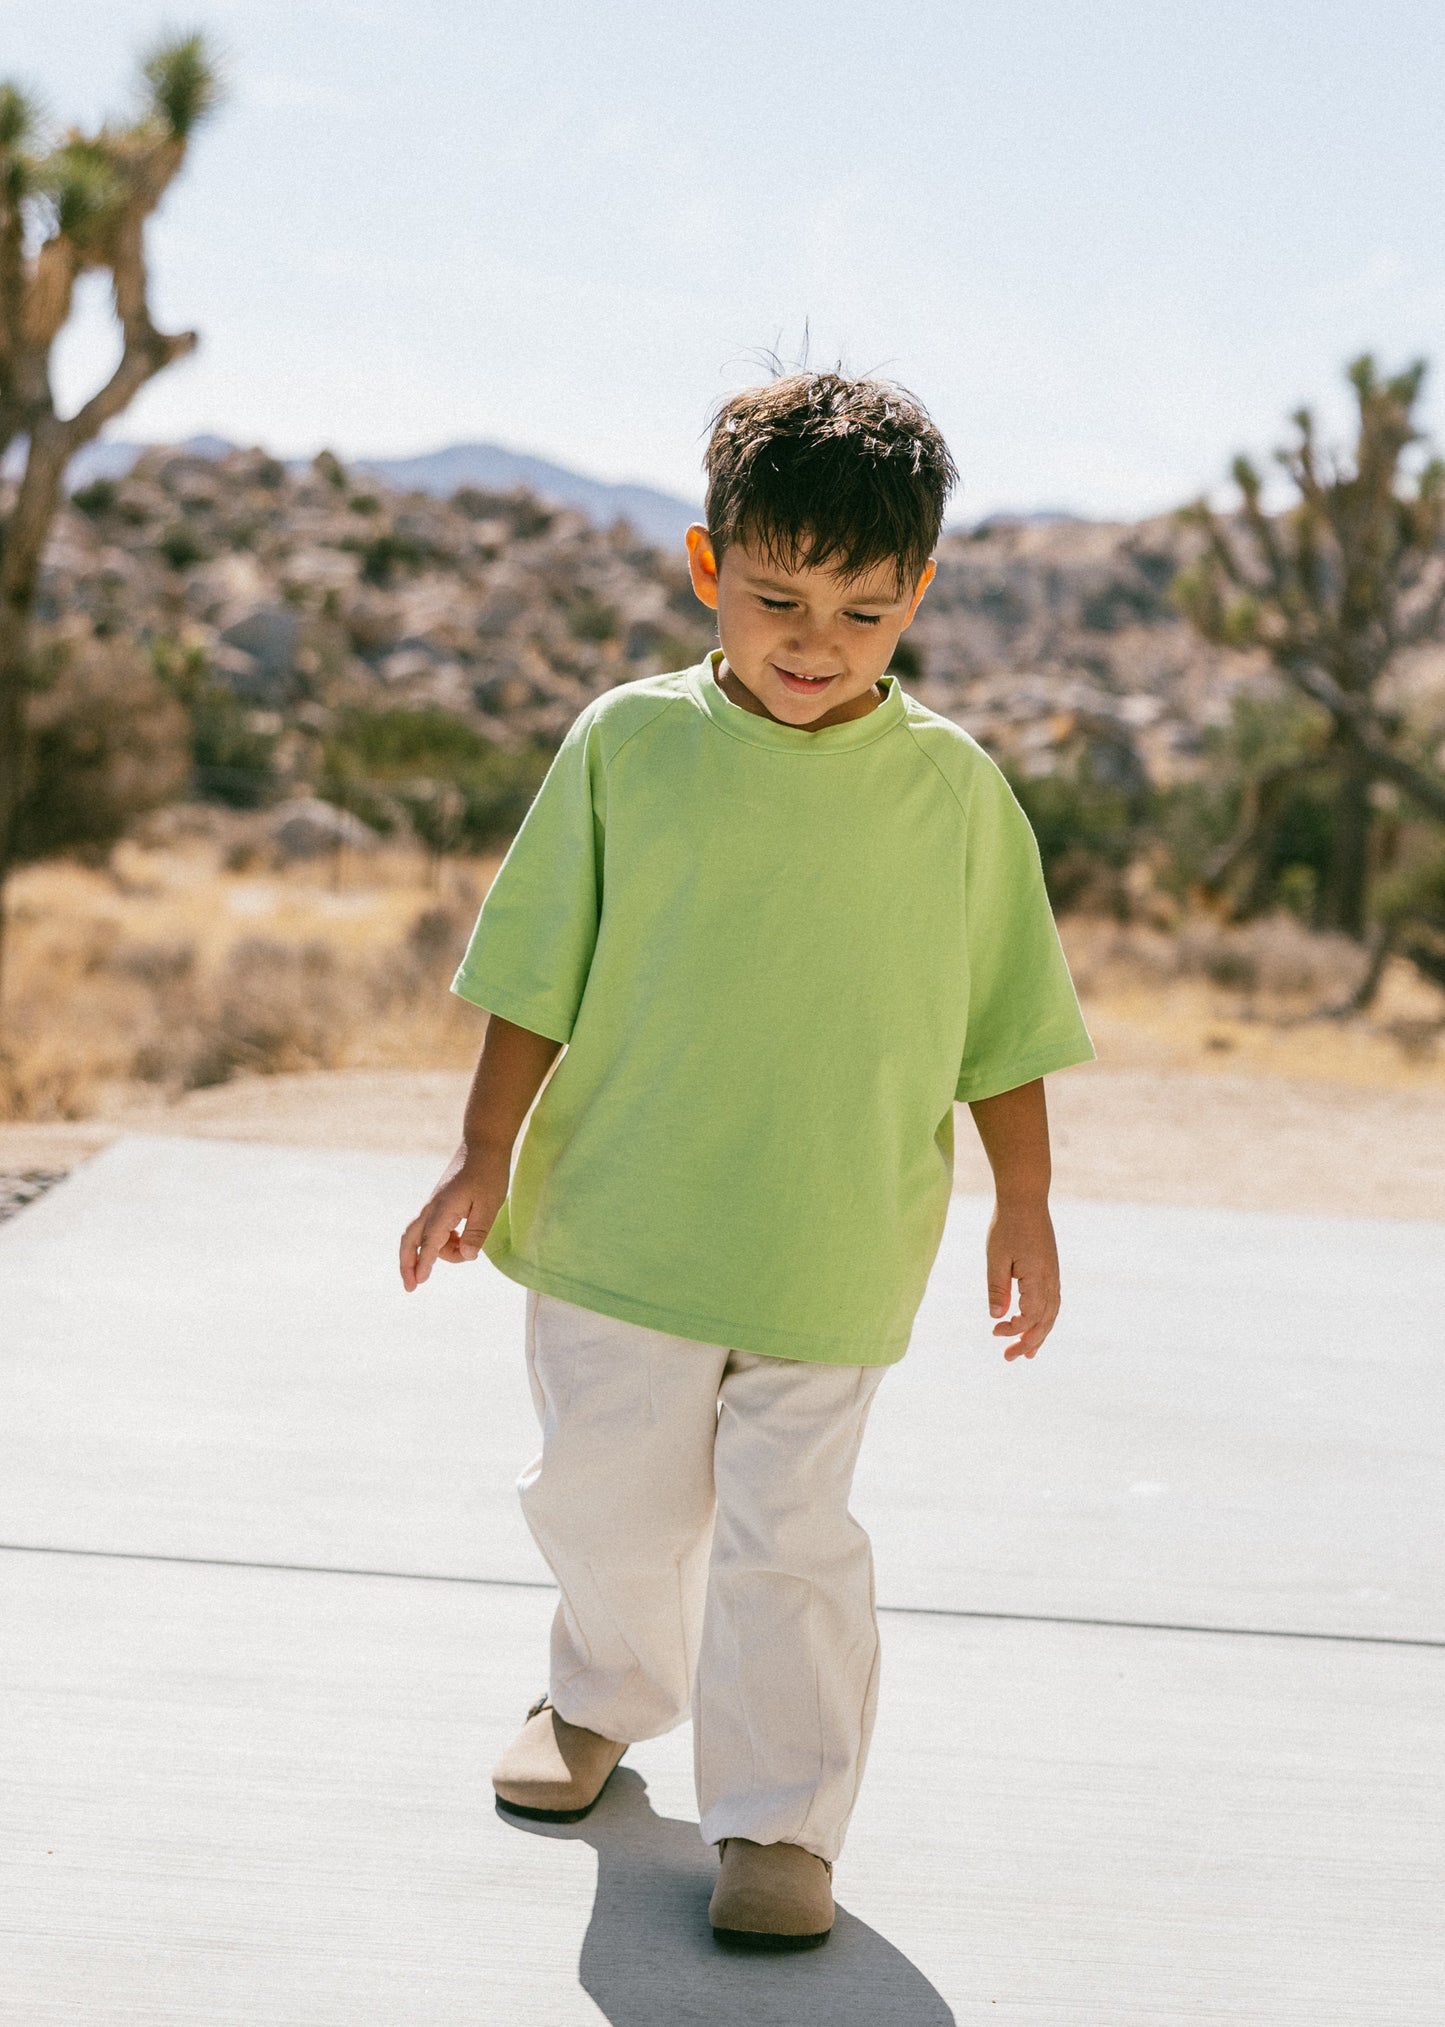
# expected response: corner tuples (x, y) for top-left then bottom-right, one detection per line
(703, 370), (957, 595)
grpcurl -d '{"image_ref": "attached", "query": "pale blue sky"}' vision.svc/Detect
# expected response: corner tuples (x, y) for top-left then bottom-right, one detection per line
(8, 0), (1445, 518)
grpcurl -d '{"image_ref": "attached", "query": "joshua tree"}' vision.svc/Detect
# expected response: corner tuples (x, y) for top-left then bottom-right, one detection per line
(0, 33), (220, 987)
(1176, 354), (1445, 939)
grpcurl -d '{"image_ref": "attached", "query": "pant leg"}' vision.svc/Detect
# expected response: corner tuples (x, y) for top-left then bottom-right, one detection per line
(693, 1350), (887, 1864)
(518, 1289), (729, 1743)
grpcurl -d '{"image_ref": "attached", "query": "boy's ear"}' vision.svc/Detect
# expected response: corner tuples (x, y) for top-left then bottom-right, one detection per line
(686, 524), (720, 610)
(902, 558), (937, 626)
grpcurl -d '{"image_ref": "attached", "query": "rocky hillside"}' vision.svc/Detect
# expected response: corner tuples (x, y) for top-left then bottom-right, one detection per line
(28, 441), (1328, 825)
(41, 446), (709, 750)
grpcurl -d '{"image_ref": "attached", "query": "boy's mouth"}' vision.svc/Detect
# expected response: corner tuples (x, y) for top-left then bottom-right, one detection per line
(773, 664), (837, 695)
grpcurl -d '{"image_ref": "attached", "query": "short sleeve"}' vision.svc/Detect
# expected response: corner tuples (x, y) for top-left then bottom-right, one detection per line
(450, 705), (605, 1044)
(954, 758), (1096, 1103)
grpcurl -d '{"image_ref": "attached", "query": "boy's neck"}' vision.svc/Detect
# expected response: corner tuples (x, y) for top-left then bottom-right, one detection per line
(713, 656), (885, 731)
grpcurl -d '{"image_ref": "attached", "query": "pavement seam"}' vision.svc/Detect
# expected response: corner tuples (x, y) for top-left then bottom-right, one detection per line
(3, 1540), (1440, 1651)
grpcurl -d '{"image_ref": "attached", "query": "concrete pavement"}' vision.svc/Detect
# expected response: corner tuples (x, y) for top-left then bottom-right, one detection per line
(2, 1134), (1443, 2023)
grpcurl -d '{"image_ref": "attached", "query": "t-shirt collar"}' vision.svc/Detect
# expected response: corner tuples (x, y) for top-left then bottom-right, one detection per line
(687, 648), (907, 753)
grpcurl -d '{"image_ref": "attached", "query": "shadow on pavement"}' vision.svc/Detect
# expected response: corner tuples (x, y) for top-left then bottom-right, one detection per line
(505, 1767), (955, 2026)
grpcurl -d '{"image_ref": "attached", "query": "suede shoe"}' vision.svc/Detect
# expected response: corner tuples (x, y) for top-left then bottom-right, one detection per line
(709, 1837), (835, 1950)
(492, 1695), (627, 1823)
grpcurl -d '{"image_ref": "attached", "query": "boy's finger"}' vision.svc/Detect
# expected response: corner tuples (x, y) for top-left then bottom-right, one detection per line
(398, 1211), (430, 1288)
(411, 1214), (455, 1286)
(998, 1311), (1056, 1348)
(1003, 1310), (1057, 1359)
(1003, 1316), (1049, 1357)
(986, 1260), (1015, 1318)
(991, 1288), (1053, 1327)
(1014, 1272), (1059, 1326)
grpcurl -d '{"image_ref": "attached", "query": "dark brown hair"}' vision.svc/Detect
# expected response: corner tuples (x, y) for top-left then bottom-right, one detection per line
(703, 370), (958, 595)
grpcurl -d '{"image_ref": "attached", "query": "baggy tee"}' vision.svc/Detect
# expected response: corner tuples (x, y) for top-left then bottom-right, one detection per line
(451, 652), (1095, 1365)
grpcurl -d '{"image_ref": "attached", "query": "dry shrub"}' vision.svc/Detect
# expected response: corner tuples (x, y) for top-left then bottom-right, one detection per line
(13, 632), (191, 864)
(407, 904), (464, 970)
(125, 900), (477, 1095)
(0, 839), (491, 1121)
(168, 939), (346, 1087)
(112, 938), (197, 989)
(0, 1037), (97, 1121)
(1065, 910), (1371, 1008)
(1379, 1016), (1444, 1064)
(1173, 914), (1367, 1001)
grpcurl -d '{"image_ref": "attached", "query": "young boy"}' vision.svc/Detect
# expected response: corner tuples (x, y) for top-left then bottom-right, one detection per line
(399, 372), (1094, 1951)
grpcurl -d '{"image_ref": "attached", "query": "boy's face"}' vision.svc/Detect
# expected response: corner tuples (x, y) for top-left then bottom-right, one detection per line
(686, 526), (935, 730)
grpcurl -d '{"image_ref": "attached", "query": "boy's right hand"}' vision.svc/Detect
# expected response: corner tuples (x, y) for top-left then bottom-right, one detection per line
(399, 1144), (510, 1291)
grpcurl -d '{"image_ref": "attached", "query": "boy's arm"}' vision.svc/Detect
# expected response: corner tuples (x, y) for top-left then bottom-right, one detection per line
(399, 1014), (562, 1291)
(966, 1077), (1059, 1361)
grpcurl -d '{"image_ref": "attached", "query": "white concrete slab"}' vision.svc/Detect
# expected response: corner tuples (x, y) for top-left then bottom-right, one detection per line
(5, 1134), (1443, 2022)
(3, 1135), (1442, 1638)
(3, 1549), (1440, 2026)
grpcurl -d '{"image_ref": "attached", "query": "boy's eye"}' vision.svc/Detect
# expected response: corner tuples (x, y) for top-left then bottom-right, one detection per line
(757, 595), (883, 626)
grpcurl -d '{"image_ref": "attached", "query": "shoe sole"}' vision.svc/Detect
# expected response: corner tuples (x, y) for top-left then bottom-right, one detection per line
(711, 1925), (832, 1952)
(493, 1761), (623, 1825)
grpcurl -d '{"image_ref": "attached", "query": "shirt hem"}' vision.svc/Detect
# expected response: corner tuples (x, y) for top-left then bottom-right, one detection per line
(485, 1247), (911, 1367)
(955, 1035), (1098, 1105)
(449, 973), (576, 1045)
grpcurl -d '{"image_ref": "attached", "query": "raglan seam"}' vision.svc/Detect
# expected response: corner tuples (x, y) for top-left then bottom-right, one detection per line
(596, 685), (692, 777)
(900, 713), (978, 826)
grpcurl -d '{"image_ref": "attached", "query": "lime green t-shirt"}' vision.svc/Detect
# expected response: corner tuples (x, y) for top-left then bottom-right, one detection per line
(452, 653), (1094, 1365)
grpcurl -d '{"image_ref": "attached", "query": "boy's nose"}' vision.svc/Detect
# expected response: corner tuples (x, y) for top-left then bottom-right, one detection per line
(782, 619), (836, 660)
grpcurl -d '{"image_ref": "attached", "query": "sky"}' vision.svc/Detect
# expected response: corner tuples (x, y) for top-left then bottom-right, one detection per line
(7, 0), (1445, 521)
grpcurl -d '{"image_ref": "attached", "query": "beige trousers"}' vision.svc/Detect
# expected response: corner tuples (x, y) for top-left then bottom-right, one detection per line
(518, 1289), (888, 1862)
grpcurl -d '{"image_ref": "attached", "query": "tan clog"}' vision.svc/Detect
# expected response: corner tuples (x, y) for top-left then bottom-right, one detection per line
(492, 1695), (627, 1823)
(708, 1837), (835, 1950)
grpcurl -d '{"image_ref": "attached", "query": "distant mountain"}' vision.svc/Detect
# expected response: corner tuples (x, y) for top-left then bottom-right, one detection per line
(15, 433), (1085, 545)
(971, 508), (1088, 529)
(352, 444), (700, 549)
(41, 433), (235, 488)
(45, 433), (700, 549)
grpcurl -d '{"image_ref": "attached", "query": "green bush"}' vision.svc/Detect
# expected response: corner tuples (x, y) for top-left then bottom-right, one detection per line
(348, 530), (428, 587)
(1006, 763), (1138, 910)
(887, 639), (924, 681)
(565, 591), (620, 644)
(71, 477), (118, 518)
(320, 706), (551, 847)
(157, 522), (210, 570)
(152, 640), (281, 807)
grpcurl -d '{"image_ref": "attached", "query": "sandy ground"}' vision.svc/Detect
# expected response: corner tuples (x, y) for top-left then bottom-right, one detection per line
(4, 1045), (1444, 1222)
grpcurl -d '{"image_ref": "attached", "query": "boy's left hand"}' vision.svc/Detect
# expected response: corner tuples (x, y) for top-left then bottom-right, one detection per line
(985, 1200), (1060, 1361)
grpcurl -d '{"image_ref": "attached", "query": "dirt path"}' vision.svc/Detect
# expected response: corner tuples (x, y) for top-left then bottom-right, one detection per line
(4, 1058), (1443, 1223)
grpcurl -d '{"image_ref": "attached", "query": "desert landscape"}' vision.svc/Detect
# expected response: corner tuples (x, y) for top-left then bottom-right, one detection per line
(3, 806), (1443, 1223)
(6, 16), (1445, 2023)
(4, 438), (1444, 1229)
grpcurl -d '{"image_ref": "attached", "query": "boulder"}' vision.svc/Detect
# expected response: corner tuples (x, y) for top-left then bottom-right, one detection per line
(266, 797), (379, 861)
(220, 605), (302, 688)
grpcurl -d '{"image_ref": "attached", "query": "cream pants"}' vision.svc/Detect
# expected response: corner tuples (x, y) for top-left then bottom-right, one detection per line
(518, 1289), (888, 1863)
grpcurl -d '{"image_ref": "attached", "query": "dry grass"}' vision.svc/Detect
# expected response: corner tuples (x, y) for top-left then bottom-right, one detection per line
(1061, 911), (1445, 1088)
(0, 824), (500, 1122)
(2, 826), (1444, 1125)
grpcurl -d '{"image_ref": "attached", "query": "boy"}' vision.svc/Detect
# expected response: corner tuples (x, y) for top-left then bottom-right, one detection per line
(399, 372), (1094, 1951)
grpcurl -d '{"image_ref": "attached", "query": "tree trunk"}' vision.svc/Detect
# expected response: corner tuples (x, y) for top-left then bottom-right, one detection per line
(0, 425), (70, 1009)
(0, 605), (33, 1010)
(1319, 745), (1372, 938)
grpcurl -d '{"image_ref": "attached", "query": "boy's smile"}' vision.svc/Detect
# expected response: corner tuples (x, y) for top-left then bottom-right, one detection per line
(685, 527), (935, 730)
